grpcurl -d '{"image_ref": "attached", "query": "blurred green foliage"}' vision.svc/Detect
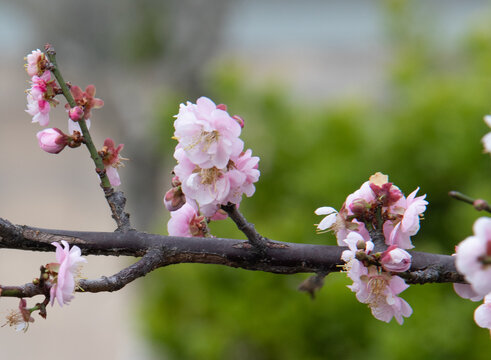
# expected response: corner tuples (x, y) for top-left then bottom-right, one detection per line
(142, 2), (491, 359)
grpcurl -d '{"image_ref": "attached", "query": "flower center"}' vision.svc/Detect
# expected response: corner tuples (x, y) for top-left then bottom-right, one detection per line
(200, 167), (221, 185)
(189, 215), (207, 237)
(201, 130), (219, 151)
(366, 275), (389, 305)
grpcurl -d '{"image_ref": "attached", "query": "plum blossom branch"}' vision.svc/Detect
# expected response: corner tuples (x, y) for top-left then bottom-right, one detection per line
(44, 44), (110, 190)
(43, 45), (131, 231)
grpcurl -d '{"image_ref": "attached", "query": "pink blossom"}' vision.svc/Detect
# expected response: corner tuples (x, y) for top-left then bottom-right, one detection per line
(388, 188), (428, 249)
(29, 71), (52, 101)
(174, 97), (244, 169)
(69, 84), (104, 120)
(100, 138), (125, 187)
(341, 233), (412, 324)
(25, 49), (46, 77)
(174, 147), (229, 216)
(167, 203), (207, 237)
(349, 267), (412, 324)
(173, 146), (260, 217)
(474, 294), (491, 334)
(453, 283), (484, 302)
(223, 149), (260, 204)
(36, 128), (68, 154)
(380, 245), (412, 272)
(26, 94), (50, 126)
(368, 274), (413, 325)
(483, 115), (491, 154)
(26, 71), (58, 127)
(50, 240), (86, 307)
(455, 217), (491, 296)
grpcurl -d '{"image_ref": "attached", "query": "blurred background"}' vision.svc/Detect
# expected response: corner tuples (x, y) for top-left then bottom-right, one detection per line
(1, 0), (491, 358)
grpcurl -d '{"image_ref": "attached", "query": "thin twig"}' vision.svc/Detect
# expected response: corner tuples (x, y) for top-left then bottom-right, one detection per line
(221, 203), (269, 253)
(448, 190), (491, 213)
(78, 247), (166, 292)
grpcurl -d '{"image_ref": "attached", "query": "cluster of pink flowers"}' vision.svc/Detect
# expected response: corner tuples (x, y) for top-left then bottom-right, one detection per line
(454, 217), (491, 334)
(25, 50), (56, 127)
(47, 241), (87, 307)
(165, 97), (260, 236)
(316, 172), (428, 249)
(316, 172), (427, 324)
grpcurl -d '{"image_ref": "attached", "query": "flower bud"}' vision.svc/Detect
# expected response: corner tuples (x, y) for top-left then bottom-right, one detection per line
(356, 240), (366, 250)
(171, 176), (181, 188)
(68, 106), (84, 121)
(349, 199), (369, 217)
(36, 128), (67, 154)
(380, 246), (412, 272)
(164, 186), (186, 212)
(232, 115), (244, 128)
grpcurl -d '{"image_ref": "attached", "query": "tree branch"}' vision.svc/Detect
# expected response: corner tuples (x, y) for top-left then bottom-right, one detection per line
(0, 216), (464, 299)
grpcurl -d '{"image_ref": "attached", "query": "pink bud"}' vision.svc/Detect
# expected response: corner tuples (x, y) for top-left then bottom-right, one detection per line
(232, 115), (244, 128)
(349, 199), (369, 217)
(68, 106), (84, 121)
(164, 187), (186, 212)
(380, 246), (412, 272)
(36, 128), (67, 154)
(171, 176), (181, 188)
(216, 104), (227, 111)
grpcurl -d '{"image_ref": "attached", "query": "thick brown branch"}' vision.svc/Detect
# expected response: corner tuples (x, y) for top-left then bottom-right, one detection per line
(0, 217), (464, 291)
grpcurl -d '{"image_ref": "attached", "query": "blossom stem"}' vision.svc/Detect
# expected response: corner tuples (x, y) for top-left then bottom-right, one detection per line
(44, 45), (111, 190)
